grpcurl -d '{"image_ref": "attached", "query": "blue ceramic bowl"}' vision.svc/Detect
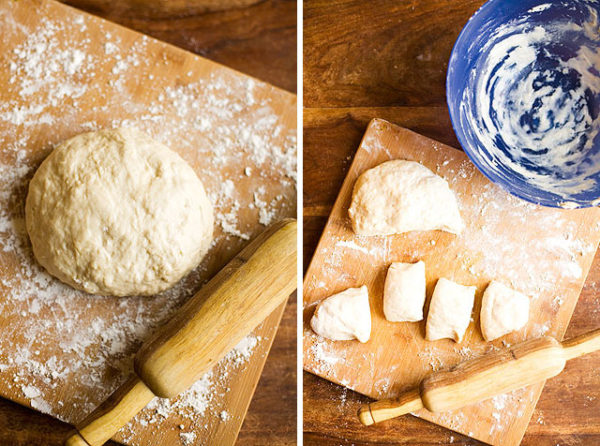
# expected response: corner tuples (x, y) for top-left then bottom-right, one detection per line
(447, 0), (600, 208)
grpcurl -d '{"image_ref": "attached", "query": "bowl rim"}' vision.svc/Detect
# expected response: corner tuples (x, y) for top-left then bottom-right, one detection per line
(445, 0), (596, 209)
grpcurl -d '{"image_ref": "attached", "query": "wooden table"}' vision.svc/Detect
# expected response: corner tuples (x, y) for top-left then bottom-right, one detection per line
(0, 1), (297, 445)
(303, 1), (600, 444)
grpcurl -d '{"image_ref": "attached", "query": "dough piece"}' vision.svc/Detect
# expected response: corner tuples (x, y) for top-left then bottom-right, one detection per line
(426, 278), (476, 342)
(310, 286), (371, 343)
(383, 261), (426, 322)
(348, 160), (464, 236)
(480, 281), (530, 341)
(25, 128), (214, 296)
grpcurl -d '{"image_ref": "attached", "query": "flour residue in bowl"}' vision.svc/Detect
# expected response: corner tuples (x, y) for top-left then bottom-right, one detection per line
(461, 2), (600, 202)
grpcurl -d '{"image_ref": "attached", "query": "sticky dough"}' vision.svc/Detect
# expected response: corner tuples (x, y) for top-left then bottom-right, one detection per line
(348, 160), (464, 236)
(383, 261), (426, 322)
(480, 281), (530, 341)
(310, 286), (371, 343)
(426, 278), (476, 343)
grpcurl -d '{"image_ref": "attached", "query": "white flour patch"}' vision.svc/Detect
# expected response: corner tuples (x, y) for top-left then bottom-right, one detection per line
(179, 432), (196, 446)
(307, 334), (342, 375)
(226, 335), (262, 365)
(334, 238), (387, 257)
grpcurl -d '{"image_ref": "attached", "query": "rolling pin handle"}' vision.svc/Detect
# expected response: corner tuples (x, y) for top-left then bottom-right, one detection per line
(357, 405), (375, 426)
(64, 375), (155, 446)
(358, 388), (424, 426)
(561, 328), (600, 361)
(64, 433), (91, 446)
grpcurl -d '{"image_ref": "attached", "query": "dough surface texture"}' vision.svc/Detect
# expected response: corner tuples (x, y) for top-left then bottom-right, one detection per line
(310, 286), (371, 343)
(426, 278), (476, 342)
(383, 261), (426, 322)
(25, 127), (214, 296)
(480, 281), (530, 341)
(348, 160), (464, 236)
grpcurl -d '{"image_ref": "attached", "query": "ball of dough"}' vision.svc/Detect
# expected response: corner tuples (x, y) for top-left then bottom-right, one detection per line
(25, 128), (214, 296)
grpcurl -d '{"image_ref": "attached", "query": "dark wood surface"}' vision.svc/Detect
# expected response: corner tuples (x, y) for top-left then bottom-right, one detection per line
(303, 1), (600, 445)
(63, 0), (297, 93)
(0, 1), (297, 445)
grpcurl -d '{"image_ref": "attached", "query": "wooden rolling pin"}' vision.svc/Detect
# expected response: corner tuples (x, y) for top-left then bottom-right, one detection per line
(358, 329), (600, 426)
(65, 219), (297, 446)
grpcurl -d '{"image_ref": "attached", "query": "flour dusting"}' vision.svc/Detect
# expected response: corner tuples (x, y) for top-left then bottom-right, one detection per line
(0, 3), (295, 445)
(303, 119), (600, 439)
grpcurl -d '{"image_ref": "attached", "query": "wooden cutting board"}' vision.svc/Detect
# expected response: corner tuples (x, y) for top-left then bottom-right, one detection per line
(0, 0), (296, 445)
(303, 119), (600, 446)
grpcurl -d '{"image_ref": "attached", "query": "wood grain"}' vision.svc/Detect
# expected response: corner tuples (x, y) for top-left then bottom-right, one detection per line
(0, 0), (297, 444)
(61, 0), (263, 18)
(303, 293), (600, 446)
(303, 110), (600, 445)
(361, 330), (600, 427)
(304, 1), (600, 443)
(0, 294), (297, 446)
(71, 377), (155, 446)
(304, 0), (484, 108)
(60, 0), (297, 93)
(303, 107), (459, 224)
(303, 119), (600, 445)
(0, 297), (297, 446)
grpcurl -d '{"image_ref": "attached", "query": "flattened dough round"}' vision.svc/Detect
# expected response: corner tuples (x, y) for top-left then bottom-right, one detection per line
(348, 160), (464, 236)
(25, 128), (214, 296)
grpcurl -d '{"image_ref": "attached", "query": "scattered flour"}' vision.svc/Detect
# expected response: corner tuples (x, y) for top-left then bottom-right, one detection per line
(307, 334), (342, 375)
(0, 4), (295, 446)
(304, 120), (599, 438)
(179, 432), (197, 446)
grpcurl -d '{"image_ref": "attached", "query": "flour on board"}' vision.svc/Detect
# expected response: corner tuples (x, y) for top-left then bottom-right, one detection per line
(303, 119), (599, 436)
(179, 431), (197, 446)
(0, 4), (295, 445)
